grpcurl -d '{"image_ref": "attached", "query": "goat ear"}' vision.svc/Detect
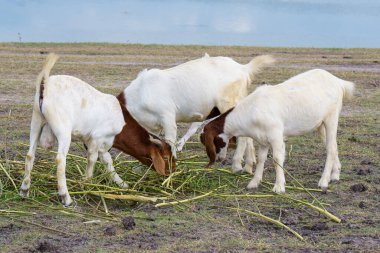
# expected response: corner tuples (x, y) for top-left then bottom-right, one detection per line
(204, 133), (216, 168)
(150, 149), (167, 176)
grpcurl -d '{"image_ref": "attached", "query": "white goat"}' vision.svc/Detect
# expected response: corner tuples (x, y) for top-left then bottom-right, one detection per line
(20, 54), (175, 206)
(201, 69), (355, 192)
(122, 54), (274, 173)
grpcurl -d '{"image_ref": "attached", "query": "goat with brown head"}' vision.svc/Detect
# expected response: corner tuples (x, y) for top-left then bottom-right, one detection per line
(114, 93), (176, 175)
(200, 109), (234, 167)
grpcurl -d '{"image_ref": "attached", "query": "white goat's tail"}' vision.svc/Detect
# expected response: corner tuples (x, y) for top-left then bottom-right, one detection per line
(245, 55), (275, 82)
(36, 53), (59, 91)
(341, 80), (355, 101)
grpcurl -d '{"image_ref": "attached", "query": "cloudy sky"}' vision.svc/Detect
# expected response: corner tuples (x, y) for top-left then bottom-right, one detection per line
(0, 0), (379, 47)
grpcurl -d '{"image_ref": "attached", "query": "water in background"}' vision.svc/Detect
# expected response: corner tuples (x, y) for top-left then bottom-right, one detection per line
(1, 0), (379, 48)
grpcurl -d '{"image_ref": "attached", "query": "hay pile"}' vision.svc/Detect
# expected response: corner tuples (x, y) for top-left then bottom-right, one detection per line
(0, 143), (341, 241)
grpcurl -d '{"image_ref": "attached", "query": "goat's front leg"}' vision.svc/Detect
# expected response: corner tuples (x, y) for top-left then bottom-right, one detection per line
(247, 145), (269, 189)
(177, 122), (203, 151)
(99, 151), (128, 188)
(231, 137), (248, 173)
(162, 117), (178, 158)
(83, 143), (99, 181)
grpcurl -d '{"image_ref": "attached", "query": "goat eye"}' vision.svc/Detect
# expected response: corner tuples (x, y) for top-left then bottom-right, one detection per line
(154, 143), (163, 150)
(214, 136), (226, 152)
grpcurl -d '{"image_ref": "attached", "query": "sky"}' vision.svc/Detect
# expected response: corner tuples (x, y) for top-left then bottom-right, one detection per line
(0, 0), (379, 48)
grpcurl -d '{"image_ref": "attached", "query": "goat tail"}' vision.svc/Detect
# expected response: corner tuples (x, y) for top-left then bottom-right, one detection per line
(341, 80), (355, 101)
(36, 53), (59, 91)
(245, 55), (275, 82)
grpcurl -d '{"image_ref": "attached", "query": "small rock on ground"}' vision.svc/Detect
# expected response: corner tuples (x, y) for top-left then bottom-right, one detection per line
(350, 183), (368, 192)
(104, 225), (117, 236)
(122, 216), (136, 231)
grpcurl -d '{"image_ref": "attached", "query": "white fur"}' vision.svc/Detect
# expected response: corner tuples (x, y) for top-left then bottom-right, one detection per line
(123, 54), (274, 169)
(214, 69), (355, 192)
(20, 54), (128, 206)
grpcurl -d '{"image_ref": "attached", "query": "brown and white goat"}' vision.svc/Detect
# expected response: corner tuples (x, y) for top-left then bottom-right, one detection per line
(122, 54), (274, 173)
(20, 54), (175, 206)
(201, 69), (354, 193)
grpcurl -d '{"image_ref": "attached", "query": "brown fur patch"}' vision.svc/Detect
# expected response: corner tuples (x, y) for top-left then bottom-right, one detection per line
(229, 136), (237, 147)
(202, 108), (234, 165)
(206, 107), (221, 119)
(39, 77), (45, 111)
(113, 92), (176, 175)
(214, 136), (227, 154)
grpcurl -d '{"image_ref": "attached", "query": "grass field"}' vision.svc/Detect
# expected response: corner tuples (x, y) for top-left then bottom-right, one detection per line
(0, 43), (379, 252)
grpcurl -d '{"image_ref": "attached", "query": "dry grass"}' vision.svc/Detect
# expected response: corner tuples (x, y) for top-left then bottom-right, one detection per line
(0, 43), (379, 252)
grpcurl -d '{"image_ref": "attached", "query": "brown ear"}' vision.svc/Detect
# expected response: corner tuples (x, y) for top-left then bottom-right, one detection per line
(151, 149), (167, 176)
(204, 132), (216, 167)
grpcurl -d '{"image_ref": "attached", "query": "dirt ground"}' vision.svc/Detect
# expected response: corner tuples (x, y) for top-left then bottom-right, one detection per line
(0, 43), (379, 252)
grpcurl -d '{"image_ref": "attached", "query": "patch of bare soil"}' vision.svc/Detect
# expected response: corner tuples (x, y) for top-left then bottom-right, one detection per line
(27, 235), (89, 253)
(0, 223), (24, 245)
(103, 225), (117, 236)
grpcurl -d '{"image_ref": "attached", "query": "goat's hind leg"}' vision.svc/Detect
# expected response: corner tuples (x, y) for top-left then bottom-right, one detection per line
(56, 136), (72, 206)
(247, 145), (269, 189)
(50, 123), (72, 206)
(318, 111), (340, 191)
(20, 110), (45, 197)
(318, 123), (341, 182)
(330, 156), (341, 182)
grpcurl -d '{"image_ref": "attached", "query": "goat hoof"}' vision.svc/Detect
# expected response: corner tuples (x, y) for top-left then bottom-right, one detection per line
(244, 165), (253, 174)
(330, 173), (340, 182)
(231, 163), (243, 173)
(232, 167), (243, 174)
(321, 186), (328, 194)
(60, 194), (73, 207)
(273, 184), (286, 193)
(318, 179), (329, 190)
(247, 181), (260, 190)
(119, 182), (129, 189)
(82, 176), (92, 182)
(176, 142), (185, 152)
(19, 188), (29, 198)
